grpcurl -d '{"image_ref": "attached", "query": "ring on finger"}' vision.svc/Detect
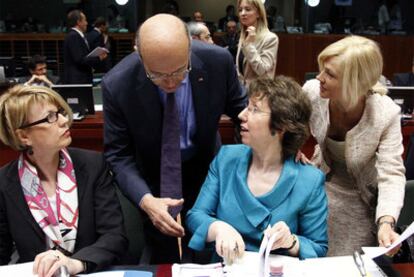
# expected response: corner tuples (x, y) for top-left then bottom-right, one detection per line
(53, 252), (60, 261)
(233, 242), (239, 253)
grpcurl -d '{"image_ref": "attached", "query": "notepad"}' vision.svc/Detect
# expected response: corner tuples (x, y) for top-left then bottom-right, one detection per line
(87, 47), (109, 58)
(78, 270), (152, 276)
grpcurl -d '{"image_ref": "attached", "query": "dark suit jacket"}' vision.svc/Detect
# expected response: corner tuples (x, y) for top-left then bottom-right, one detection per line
(393, 72), (414, 86)
(102, 40), (247, 207)
(63, 29), (100, 84)
(86, 29), (111, 73)
(0, 148), (128, 272)
(87, 29), (105, 50)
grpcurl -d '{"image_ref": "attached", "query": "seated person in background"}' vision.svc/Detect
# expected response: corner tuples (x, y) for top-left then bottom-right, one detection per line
(23, 55), (58, 87)
(193, 11), (204, 23)
(0, 85), (127, 276)
(220, 20), (239, 62)
(218, 5), (239, 31)
(186, 76), (328, 263)
(393, 56), (414, 86)
(187, 21), (214, 44)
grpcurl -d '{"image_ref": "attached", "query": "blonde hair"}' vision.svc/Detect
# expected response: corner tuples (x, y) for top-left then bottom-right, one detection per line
(318, 35), (387, 110)
(0, 85), (73, 151)
(237, 0), (269, 41)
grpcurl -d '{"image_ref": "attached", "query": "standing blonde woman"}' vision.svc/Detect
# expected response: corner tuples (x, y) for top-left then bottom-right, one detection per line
(236, 0), (279, 86)
(302, 36), (405, 256)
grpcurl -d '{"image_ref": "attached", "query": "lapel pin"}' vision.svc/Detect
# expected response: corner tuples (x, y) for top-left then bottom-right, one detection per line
(198, 77), (204, 82)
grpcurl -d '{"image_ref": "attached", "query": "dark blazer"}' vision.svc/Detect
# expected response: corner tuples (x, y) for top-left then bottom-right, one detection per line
(0, 148), (128, 272)
(102, 40), (247, 207)
(63, 29), (100, 84)
(87, 29), (105, 50)
(86, 29), (110, 73)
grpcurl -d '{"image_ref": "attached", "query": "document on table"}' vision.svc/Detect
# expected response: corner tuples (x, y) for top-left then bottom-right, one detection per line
(172, 262), (224, 277)
(301, 255), (386, 277)
(0, 262), (152, 277)
(0, 262), (35, 277)
(224, 251), (301, 277)
(77, 270), (152, 276)
(87, 47), (109, 58)
(362, 220), (414, 259)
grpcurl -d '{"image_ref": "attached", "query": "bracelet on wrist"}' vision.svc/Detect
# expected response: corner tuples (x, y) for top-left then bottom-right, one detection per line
(285, 235), (297, 250)
(82, 261), (88, 273)
(377, 220), (395, 231)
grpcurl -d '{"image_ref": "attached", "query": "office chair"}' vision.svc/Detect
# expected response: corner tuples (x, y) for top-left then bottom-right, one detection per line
(397, 180), (414, 226)
(304, 72), (318, 82)
(115, 186), (146, 264)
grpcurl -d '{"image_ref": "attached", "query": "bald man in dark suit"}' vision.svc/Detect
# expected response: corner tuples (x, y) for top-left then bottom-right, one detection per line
(102, 14), (246, 263)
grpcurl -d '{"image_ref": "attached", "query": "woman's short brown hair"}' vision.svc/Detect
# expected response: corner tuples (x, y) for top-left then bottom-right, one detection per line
(0, 85), (73, 151)
(247, 76), (312, 160)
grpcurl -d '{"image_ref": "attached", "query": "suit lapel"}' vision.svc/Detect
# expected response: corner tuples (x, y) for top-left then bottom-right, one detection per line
(135, 72), (163, 145)
(70, 150), (88, 204)
(189, 52), (209, 143)
(4, 164), (44, 239)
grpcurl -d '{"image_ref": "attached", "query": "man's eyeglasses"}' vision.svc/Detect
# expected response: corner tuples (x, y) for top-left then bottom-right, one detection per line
(19, 108), (68, 129)
(145, 59), (192, 82)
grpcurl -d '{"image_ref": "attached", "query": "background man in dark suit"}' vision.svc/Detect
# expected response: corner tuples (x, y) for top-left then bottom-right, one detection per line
(219, 20), (239, 62)
(87, 17), (111, 73)
(102, 14), (246, 263)
(63, 10), (107, 84)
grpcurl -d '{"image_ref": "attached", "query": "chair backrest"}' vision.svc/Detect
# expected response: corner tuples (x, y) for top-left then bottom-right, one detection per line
(304, 72), (318, 82)
(115, 186), (145, 263)
(405, 133), (414, 180)
(397, 180), (414, 226)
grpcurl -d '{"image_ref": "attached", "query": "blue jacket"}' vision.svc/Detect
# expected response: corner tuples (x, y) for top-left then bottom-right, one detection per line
(186, 145), (328, 259)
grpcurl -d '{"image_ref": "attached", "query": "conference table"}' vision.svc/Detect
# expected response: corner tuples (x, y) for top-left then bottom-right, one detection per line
(113, 262), (414, 277)
(1, 111), (414, 166)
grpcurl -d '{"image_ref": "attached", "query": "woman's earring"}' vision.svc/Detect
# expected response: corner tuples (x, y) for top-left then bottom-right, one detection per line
(271, 130), (276, 136)
(26, 145), (33, 155)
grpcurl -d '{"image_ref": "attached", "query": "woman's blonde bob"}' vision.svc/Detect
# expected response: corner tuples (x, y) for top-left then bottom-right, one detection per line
(318, 35), (387, 110)
(0, 85), (73, 151)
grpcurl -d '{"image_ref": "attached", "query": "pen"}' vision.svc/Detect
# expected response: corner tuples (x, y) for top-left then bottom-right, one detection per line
(353, 250), (367, 277)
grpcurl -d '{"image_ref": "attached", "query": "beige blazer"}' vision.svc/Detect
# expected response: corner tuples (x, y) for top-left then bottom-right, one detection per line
(236, 31), (279, 86)
(303, 79), (405, 222)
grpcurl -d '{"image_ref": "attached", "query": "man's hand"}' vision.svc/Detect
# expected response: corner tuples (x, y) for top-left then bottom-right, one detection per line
(25, 74), (53, 87)
(98, 52), (108, 61)
(140, 194), (185, 237)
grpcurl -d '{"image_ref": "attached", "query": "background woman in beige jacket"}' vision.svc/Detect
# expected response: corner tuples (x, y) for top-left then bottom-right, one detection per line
(302, 36), (405, 256)
(236, 0), (279, 86)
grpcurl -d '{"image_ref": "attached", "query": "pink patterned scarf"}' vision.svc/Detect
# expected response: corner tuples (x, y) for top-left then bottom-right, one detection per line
(18, 148), (78, 253)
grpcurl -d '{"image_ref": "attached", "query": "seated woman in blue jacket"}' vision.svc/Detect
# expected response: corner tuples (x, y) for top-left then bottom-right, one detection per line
(186, 76), (328, 263)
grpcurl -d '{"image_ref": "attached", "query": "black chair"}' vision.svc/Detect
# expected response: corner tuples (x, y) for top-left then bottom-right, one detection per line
(405, 133), (414, 180)
(115, 186), (146, 264)
(397, 180), (414, 226)
(393, 73), (414, 87)
(304, 72), (318, 82)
